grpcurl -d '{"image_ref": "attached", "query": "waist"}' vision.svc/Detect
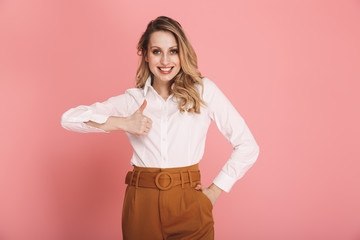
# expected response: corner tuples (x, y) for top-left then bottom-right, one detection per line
(125, 163), (201, 190)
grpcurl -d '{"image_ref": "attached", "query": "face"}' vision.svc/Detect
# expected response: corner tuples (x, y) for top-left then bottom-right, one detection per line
(145, 31), (181, 85)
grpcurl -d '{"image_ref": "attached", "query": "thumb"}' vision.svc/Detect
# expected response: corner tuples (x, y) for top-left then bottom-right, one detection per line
(137, 99), (147, 113)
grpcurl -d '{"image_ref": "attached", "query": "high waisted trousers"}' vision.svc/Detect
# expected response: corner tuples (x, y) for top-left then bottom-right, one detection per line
(122, 163), (214, 240)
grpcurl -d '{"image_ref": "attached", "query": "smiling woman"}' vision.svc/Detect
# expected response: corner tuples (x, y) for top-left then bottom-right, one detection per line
(60, 16), (260, 240)
(135, 16), (208, 114)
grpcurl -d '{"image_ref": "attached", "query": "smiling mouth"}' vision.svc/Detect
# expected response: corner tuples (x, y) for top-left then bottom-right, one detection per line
(158, 67), (174, 71)
(158, 67), (174, 74)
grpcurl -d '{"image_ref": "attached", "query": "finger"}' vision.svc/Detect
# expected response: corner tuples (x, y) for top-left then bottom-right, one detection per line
(145, 118), (152, 126)
(200, 185), (207, 191)
(195, 184), (202, 190)
(146, 121), (152, 128)
(137, 99), (147, 113)
(145, 117), (152, 124)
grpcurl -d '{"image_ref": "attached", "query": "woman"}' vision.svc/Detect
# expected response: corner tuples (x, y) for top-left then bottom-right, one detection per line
(61, 16), (260, 240)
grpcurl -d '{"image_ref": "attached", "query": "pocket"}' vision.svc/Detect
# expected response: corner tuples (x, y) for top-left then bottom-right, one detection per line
(198, 190), (214, 211)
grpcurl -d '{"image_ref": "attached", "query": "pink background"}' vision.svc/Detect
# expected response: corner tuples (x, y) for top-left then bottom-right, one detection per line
(1, 0), (360, 239)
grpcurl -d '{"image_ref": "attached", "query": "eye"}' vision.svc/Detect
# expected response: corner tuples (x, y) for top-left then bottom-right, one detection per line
(170, 49), (178, 54)
(152, 50), (160, 54)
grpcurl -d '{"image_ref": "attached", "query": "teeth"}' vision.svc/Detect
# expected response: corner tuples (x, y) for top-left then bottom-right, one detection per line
(159, 67), (172, 71)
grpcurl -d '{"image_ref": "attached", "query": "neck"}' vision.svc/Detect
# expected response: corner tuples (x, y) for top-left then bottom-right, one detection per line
(152, 78), (172, 98)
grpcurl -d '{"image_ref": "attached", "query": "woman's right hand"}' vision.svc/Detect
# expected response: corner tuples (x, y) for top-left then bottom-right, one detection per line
(123, 99), (152, 136)
(84, 99), (152, 135)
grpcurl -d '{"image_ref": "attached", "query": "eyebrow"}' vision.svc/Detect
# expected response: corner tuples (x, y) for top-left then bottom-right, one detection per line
(150, 45), (178, 49)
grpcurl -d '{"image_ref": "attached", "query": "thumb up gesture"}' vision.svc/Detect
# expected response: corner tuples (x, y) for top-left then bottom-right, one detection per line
(125, 99), (152, 136)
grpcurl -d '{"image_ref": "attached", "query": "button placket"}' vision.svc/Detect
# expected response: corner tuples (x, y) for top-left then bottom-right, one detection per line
(160, 103), (168, 163)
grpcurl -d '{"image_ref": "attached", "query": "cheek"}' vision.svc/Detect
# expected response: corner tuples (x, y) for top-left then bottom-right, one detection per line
(148, 55), (160, 64)
(174, 56), (181, 66)
(148, 58), (158, 68)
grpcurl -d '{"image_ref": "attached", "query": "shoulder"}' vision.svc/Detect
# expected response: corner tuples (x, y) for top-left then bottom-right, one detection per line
(104, 87), (137, 100)
(124, 86), (144, 99)
(200, 77), (219, 90)
(122, 87), (146, 109)
(105, 86), (143, 106)
(197, 77), (220, 98)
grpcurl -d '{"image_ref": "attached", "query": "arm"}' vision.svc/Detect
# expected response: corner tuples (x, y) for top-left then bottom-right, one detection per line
(204, 78), (260, 193)
(60, 93), (131, 133)
(83, 100), (152, 135)
(84, 116), (129, 132)
(61, 91), (152, 135)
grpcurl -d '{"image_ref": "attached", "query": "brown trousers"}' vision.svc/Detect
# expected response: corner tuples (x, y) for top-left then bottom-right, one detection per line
(122, 163), (214, 240)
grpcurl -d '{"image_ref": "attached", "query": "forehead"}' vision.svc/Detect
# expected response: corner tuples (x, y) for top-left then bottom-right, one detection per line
(148, 31), (177, 48)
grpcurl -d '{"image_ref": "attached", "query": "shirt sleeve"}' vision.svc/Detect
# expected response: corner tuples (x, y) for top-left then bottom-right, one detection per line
(60, 91), (135, 133)
(204, 78), (260, 193)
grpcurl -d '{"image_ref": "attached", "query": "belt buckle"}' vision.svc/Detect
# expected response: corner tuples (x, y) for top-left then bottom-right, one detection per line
(155, 172), (173, 190)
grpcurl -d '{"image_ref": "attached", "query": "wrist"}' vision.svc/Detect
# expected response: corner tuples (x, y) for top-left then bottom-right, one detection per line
(108, 116), (128, 131)
(209, 183), (223, 196)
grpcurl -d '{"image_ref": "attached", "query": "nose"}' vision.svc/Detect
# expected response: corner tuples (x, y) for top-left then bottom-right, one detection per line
(160, 53), (170, 65)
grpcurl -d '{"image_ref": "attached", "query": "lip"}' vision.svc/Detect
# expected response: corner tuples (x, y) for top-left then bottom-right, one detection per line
(158, 66), (174, 74)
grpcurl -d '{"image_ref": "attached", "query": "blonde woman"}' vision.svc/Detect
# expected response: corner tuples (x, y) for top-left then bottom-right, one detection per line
(61, 16), (260, 240)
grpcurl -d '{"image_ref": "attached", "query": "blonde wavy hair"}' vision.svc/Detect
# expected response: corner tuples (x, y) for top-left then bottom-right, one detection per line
(135, 16), (207, 114)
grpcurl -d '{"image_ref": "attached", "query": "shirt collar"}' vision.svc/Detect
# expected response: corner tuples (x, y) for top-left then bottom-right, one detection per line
(143, 74), (176, 99)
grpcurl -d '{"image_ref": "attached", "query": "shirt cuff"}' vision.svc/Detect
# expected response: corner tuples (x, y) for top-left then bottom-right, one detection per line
(212, 170), (238, 193)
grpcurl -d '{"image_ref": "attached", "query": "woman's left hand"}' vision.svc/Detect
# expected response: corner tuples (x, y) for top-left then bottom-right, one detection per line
(195, 183), (223, 206)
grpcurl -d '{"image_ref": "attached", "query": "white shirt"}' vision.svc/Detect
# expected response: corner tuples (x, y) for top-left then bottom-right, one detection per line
(60, 76), (260, 192)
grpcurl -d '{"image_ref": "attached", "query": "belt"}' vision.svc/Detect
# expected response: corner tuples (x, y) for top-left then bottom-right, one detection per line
(125, 170), (201, 190)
